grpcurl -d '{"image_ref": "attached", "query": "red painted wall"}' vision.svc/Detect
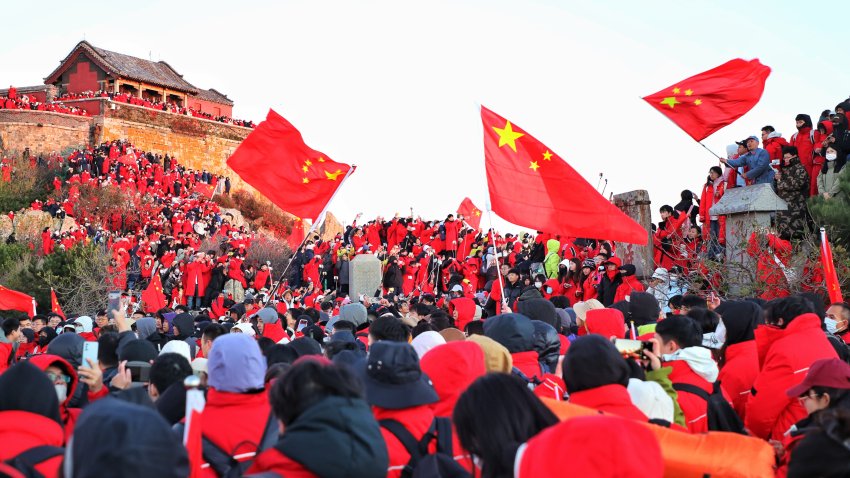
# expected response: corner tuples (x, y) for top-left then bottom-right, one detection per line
(189, 98), (232, 118)
(67, 60), (101, 94)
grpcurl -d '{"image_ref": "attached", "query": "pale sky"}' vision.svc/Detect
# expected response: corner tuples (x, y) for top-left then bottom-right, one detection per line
(2, 0), (849, 231)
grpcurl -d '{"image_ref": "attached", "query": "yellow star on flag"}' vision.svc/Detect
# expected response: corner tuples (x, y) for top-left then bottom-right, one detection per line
(542, 150), (553, 161)
(529, 161), (540, 172)
(302, 177), (310, 184)
(305, 159), (312, 167)
(660, 97), (680, 108)
(492, 120), (524, 152)
(694, 99), (702, 105)
(317, 157), (325, 163)
(325, 169), (343, 181)
(672, 87), (681, 94)
(685, 89), (693, 96)
(302, 165), (309, 172)
(474, 210), (481, 217)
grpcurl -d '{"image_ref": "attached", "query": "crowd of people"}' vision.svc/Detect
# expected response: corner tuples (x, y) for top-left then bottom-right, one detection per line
(2, 96), (850, 477)
(1, 86), (90, 116)
(53, 89), (256, 127)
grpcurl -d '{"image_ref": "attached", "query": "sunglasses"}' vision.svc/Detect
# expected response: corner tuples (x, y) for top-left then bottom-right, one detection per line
(46, 372), (72, 384)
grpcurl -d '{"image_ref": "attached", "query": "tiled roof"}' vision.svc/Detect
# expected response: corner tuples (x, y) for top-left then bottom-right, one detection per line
(194, 88), (234, 106)
(45, 41), (200, 94)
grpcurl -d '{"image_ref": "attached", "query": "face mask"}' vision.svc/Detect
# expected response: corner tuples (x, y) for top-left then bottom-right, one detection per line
(55, 384), (67, 403)
(546, 287), (553, 294)
(38, 336), (50, 347)
(826, 153), (838, 161)
(825, 317), (839, 334)
(534, 281), (543, 289)
(715, 319), (727, 345)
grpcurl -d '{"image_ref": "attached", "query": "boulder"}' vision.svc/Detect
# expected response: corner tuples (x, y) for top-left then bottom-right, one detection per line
(220, 208), (246, 229)
(0, 214), (11, 241)
(12, 210), (54, 243)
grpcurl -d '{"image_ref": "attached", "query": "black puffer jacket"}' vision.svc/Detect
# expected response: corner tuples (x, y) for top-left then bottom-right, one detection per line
(531, 321), (560, 373)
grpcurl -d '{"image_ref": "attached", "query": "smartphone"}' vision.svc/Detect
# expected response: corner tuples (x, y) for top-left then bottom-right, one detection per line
(614, 339), (653, 357)
(81, 341), (99, 367)
(126, 361), (151, 383)
(107, 290), (121, 319)
(297, 319), (309, 332)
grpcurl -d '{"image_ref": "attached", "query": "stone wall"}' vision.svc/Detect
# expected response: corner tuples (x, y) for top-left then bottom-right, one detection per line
(0, 109), (92, 154)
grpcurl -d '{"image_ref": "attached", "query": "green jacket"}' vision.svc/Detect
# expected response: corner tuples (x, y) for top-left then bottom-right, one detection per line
(817, 161), (848, 198)
(543, 239), (561, 279)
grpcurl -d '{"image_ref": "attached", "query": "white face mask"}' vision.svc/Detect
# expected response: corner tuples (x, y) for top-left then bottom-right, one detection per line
(546, 287), (553, 294)
(55, 384), (68, 403)
(534, 282), (543, 289)
(826, 152), (838, 161)
(715, 319), (727, 345)
(825, 317), (839, 334)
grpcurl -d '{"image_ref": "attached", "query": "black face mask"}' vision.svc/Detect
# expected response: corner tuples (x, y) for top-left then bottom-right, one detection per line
(38, 335), (50, 347)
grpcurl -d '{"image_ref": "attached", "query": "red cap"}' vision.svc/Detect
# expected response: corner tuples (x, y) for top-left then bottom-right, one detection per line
(786, 358), (850, 397)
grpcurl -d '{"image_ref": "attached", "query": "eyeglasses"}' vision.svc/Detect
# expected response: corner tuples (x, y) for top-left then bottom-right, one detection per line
(46, 372), (72, 384)
(798, 391), (820, 405)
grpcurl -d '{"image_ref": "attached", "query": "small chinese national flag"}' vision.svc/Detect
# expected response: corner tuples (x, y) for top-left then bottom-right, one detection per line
(141, 274), (167, 313)
(183, 380), (206, 478)
(821, 228), (844, 303)
(0, 285), (35, 317)
(457, 197), (483, 230)
(482, 106), (648, 245)
(51, 288), (65, 319)
(227, 109), (355, 220)
(643, 58), (771, 141)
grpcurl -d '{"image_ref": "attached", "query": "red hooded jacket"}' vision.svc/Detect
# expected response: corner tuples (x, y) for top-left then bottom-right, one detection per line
(27, 354), (81, 438)
(584, 309), (625, 340)
(717, 340), (759, 422)
(199, 388), (272, 478)
(745, 314), (838, 441)
(448, 297), (476, 332)
(374, 405), (435, 478)
(568, 383), (649, 422)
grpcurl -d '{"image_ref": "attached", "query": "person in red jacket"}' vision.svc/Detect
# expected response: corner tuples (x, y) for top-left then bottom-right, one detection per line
(0, 318), (22, 374)
(585, 308), (626, 340)
(0, 362), (66, 478)
(699, 166), (727, 260)
(762, 125), (790, 165)
(361, 341), (440, 478)
(564, 335), (649, 421)
(448, 296), (477, 332)
(790, 114), (818, 196)
(652, 315), (722, 433)
(198, 333), (272, 477)
(656, 205), (688, 270)
(246, 357), (388, 477)
(420, 341), (486, 474)
(614, 264), (644, 303)
(746, 295), (839, 441)
(184, 252), (212, 310)
(442, 214), (461, 257)
(715, 300), (761, 422)
(747, 231), (792, 300)
(27, 354), (82, 438)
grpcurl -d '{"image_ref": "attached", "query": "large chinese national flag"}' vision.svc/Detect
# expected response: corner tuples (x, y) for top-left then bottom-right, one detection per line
(141, 274), (167, 313)
(643, 58), (771, 141)
(457, 197), (483, 230)
(482, 106), (648, 245)
(227, 109), (354, 220)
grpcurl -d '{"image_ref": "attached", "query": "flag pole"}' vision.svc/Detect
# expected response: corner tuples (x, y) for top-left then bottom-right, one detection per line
(270, 166), (357, 299)
(484, 201), (509, 313)
(698, 142), (723, 160)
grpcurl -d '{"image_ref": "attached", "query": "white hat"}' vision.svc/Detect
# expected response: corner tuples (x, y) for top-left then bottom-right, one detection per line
(160, 340), (191, 362)
(450, 284), (463, 293)
(411, 331), (446, 358)
(627, 378), (674, 423)
(191, 357), (208, 375)
(232, 323), (256, 337)
(651, 268), (669, 281)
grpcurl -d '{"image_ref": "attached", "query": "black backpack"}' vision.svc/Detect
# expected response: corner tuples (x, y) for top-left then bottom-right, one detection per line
(379, 417), (470, 478)
(4, 446), (64, 478)
(173, 412), (278, 478)
(673, 381), (746, 434)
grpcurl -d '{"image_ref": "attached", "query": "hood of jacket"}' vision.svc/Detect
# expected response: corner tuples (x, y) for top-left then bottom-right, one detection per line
(715, 300), (761, 346)
(449, 297), (477, 330)
(171, 313), (194, 339)
(820, 120), (835, 136)
(619, 264), (637, 277)
(545, 239), (561, 256)
(28, 354), (79, 409)
(0, 361), (63, 426)
(531, 321), (561, 373)
(66, 398), (189, 478)
(517, 298), (559, 330)
(420, 342), (486, 417)
(278, 395), (389, 478)
(584, 308), (626, 340)
(662, 346), (719, 383)
(339, 303), (368, 328)
(484, 313), (535, 353)
(46, 332), (84, 368)
(135, 317), (157, 340)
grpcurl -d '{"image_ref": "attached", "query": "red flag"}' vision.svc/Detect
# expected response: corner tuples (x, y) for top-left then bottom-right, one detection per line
(481, 106), (648, 245)
(194, 183), (215, 199)
(141, 274), (167, 313)
(643, 58), (771, 141)
(287, 217), (308, 252)
(227, 109), (354, 220)
(0, 285), (35, 317)
(821, 228), (844, 303)
(51, 288), (65, 319)
(183, 380), (205, 478)
(117, 154), (137, 166)
(457, 197), (483, 230)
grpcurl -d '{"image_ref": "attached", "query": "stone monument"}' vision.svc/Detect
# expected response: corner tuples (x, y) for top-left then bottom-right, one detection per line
(612, 190), (653, 279)
(348, 254), (383, 299)
(710, 183), (788, 295)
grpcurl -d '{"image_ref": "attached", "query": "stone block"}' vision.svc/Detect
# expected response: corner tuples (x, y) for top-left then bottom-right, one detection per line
(348, 254), (383, 300)
(612, 190), (653, 279)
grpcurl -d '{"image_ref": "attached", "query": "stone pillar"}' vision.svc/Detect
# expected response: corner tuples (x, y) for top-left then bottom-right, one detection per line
(612, 190), (653, 279)
(348, 254), (383, 300)
(709, 184), (788, 296)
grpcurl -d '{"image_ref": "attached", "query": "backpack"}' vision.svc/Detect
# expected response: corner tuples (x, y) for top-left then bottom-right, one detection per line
(826, 333), (850, 365)
(4, 446), (64, 478)
(379, 417), (470, 478)
(673, 381), (746, 434)
(173, 412), (278, 478)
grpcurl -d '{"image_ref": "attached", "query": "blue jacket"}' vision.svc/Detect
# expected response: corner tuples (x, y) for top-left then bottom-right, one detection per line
(726, 148), (774, 184)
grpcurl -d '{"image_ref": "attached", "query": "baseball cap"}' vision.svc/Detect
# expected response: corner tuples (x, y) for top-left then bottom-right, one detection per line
(786, 358), (850, 397)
